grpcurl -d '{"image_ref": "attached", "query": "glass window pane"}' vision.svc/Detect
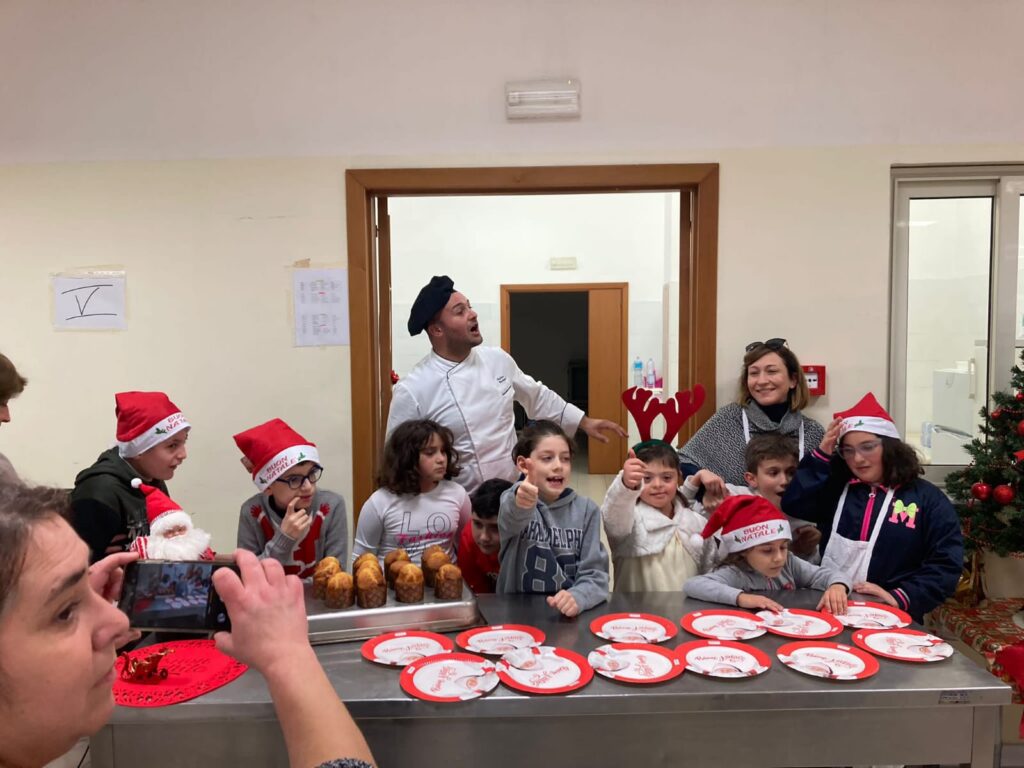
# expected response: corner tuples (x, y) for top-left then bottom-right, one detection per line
(906, 197), (993, 465)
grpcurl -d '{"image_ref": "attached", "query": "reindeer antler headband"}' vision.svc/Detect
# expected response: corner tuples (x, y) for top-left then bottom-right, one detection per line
(621, 385), (706, 448)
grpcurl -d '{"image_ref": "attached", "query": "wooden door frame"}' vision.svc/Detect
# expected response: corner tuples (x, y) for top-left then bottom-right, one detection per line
(346, 163), (719, 508)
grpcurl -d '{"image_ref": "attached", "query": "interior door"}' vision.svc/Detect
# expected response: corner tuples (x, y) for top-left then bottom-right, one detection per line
(587, 286), (628, 474)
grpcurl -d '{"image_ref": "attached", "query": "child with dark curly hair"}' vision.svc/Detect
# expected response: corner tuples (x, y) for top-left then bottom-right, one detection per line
(351, 419), (471, 566)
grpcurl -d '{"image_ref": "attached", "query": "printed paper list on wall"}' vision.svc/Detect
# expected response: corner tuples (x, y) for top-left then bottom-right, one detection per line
(293, 268), (349, 347)
(52, 273), (127, 330)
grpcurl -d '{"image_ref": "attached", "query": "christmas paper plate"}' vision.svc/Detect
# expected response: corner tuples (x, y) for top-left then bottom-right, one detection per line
(399, 652), (499, 702)
(455, 624), (545, 655)
(755, 608), (844, 639)
(851, 628), (954, 663)
(834, 601), (912, 629)
(587, 643), (684, 685)
(680, 609), (766, 641)
(114, 639), (248, 708)
(590, 612), (678, 644)
(776, 641), (880, 681)
(675, 639), (771, 679)
(360, 631), (455, 667)
(496, 646), (594, 695)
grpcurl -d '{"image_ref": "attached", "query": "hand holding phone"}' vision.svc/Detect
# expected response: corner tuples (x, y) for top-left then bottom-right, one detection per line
(119, 559), (239, 634)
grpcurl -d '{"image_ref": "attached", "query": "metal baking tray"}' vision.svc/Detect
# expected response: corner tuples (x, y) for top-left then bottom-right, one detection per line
(305, 581), (483, 645)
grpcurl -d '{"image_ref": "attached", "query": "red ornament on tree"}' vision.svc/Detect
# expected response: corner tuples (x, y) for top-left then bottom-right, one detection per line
(970, 482), (992, 501)
(992, 408), (1004, 420)
(1016, 391), (1024, 402)
(993, 484), (1015, 505)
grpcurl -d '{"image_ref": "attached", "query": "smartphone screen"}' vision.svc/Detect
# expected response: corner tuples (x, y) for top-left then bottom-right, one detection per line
(119, 560), (236, 634)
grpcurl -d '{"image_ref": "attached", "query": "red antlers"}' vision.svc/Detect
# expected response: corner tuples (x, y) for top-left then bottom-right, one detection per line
(621, 385), (706, 444)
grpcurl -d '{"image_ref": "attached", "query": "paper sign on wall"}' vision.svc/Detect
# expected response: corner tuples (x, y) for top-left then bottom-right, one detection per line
(52, 273), (127, 330)
(293, 268), (349, 347)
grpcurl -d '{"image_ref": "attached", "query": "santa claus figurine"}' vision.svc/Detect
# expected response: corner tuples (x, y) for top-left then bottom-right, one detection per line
(128, 478), (214, 560)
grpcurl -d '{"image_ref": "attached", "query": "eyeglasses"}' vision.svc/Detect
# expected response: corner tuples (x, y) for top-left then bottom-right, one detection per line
(745, 338), (788, 353)
(838, 440), (882, 459)
(275, 465), (323, 490)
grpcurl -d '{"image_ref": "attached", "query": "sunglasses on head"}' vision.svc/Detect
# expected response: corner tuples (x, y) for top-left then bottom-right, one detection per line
(745, 338), (788, 353)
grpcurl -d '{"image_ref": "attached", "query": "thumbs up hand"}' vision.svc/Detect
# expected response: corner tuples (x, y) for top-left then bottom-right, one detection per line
(622, 449), (646, 491)
(516, 459), (540, 509)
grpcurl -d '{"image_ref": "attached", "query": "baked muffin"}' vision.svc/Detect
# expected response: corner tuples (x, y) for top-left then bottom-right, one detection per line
(420, 544), (444, 563)
(325, 571), (355, 609)
(422, 550), (451, 587)
(353, 553), (381, 572)
(388, 558), (410, 588)
(313, 559), (342, 599)
(355, 564), (387, 609)
(434, 564), (463, 600)
(384, 548), (410, 571)
(394, 563), (425, 604)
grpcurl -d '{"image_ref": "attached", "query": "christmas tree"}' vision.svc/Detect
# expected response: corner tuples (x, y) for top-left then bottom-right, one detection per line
(945, 352), (1024, 556)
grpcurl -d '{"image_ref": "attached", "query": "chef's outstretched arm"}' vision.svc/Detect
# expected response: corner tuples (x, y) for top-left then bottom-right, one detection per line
(578, 415), (627, 444)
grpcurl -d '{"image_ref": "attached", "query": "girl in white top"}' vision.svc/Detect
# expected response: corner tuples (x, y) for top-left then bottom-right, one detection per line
(601, 441), (717, 591)
(352, 419), (471, 566)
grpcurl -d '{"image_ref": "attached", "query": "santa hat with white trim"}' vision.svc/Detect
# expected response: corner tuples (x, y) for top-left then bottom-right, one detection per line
(233, 418), (320, 492)
(834, 392), (901, 441)
(130, 478), (193, 537)
(698, 495), (791, 555)
(116, 391), (190, 459)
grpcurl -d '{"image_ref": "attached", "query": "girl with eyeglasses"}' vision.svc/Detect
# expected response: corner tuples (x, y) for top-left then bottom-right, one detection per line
(677, 338), (825, 491)
(781, 393), (963, 622)
(233, 419), (349, 578)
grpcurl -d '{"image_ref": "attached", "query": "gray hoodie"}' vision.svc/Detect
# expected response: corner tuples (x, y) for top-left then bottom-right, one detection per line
(497, 482), (609, 612)
(684, 554), (850, 606)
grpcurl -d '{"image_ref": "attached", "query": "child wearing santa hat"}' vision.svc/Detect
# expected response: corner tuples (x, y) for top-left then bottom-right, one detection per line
(782, 392), (963, 622)
(684, 495), (850, 613)
(128, 479), (214, 560)
(234, 418), (348, 579)
(71, 391), (190, 563)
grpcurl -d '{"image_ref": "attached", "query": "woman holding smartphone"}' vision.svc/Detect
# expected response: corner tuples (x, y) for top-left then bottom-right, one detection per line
(0, 483), (375, 768)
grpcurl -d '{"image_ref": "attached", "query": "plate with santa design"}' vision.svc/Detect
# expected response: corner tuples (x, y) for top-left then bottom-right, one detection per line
(754, 608), (844, 639)
(675, 639), (772, 679)
(496, 646), (594, 695)
(590, 612), (679, 644)
(361, 630), (455, 667)
(455, 624), (545, 655)
(851, 628), (954, 663)
(776, 641), (880, 681)
(680, 609), (766, 641)
(834, 601), (912, 630)
(400, 653), (499, 702)
(587, 643), (684, 685)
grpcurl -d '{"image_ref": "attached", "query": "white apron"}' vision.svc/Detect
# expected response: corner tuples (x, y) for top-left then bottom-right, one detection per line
(742, 408), (805, 458)
(820, 483), (894, 584)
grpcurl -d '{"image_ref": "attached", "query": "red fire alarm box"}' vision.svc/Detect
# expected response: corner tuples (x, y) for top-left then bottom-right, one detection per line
(802, 365), (826, 397)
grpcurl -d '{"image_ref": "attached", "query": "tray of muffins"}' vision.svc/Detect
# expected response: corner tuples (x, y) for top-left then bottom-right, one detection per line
(305, 545), (483, 645)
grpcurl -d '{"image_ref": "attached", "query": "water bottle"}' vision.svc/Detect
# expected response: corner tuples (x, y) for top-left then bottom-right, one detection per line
(633, 356), (643, 386)
(645, 358), (656, 388)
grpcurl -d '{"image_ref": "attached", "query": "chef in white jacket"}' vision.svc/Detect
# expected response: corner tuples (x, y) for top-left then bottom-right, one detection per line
(387, 276), (626, 493)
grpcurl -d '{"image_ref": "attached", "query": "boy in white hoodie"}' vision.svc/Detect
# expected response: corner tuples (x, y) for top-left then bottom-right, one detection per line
(601, 441), (717, 591)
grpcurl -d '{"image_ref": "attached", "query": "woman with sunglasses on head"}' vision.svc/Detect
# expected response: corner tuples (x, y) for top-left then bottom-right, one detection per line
(781, 393), (963, 623)
(678, 339), (825, 488)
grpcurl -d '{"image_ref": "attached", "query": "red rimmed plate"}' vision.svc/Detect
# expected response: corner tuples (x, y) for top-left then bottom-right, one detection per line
(455, 624), (545, 655)
(496, 646), (594, 695)
(834, 601), (912, 629)
(399, 652), (499, 702)
(755, 608), (844, 639)
(361, 630), (455, 667)
(851, 628), (954, 663)
(590, 612), (678, 644)
(675, 639), (771, 679)
(587, 643), (684, 685)
(776, 641), (880, 681)
(680, 609), (766, 641)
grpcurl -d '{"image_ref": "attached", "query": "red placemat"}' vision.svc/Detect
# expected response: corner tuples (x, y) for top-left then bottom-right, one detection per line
(114, 639), (248, 708)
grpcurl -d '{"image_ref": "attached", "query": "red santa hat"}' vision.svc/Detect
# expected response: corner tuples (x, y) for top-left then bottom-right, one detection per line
(233, 418), (320, 492)
(699, 495), (791, 555)
(130, 478), (193, 536)
(116, 391), (190, 458)
(834, 392), (900, 441)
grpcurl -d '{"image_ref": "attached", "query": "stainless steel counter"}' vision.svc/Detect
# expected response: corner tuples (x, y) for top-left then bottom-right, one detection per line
(93, 590), (1012, 767)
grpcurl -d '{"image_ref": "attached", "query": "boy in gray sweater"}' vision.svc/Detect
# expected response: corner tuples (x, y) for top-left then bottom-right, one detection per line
(496, 421), (609, 617)
(684, 495), (849, 614)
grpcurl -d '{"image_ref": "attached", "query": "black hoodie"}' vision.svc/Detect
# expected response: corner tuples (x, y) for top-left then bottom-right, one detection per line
(70, 447), (168, 563)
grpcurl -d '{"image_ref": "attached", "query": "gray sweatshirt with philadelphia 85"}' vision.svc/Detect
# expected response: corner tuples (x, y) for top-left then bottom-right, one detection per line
(684, 555), (850, 606)
(497, 482), (609, 612)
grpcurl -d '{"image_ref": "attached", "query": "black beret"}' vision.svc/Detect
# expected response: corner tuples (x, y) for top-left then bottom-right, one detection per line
(407, 275), (455, 336)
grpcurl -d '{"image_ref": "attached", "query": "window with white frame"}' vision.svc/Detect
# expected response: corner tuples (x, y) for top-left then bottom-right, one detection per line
(890, 166), (1024, 480)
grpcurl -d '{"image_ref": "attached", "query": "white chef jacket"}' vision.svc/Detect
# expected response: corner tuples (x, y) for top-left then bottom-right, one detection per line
(386, 347), (585, 493)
